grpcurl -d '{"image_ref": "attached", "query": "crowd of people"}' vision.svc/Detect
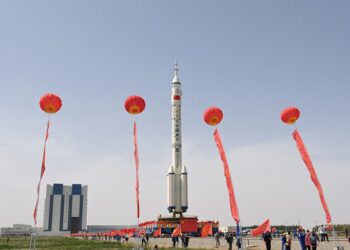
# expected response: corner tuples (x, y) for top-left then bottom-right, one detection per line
(212, 232), (242, 250)
(171, 233), (190, 248)
(212, 229), (335, 250)
(263, 228), (322, 250)
(72, 225), (350, 250)
(261, 225), (350, 250)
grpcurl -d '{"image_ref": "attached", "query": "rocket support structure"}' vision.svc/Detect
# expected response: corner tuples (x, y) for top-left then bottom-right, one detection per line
(167, 63), (188, 215)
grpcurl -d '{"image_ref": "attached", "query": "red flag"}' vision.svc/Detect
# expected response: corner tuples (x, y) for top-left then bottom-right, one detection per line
(251, 219), (270, 236)
(127, 228), (136, 236)
(136, 228), (146, 237)
(292, 129), (332, 224)
(153, 228), (162, 237)
(134, 122), (140, 219)
(214, 128), (240, 224)
(33, 120), (50, 225)
(172, 227), (182, 237)
(201, 224), (213, 237)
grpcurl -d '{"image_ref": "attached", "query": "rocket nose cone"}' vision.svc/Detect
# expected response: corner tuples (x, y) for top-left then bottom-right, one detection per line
(172, 74), (180, 84)
(180, 166), (187, 174)
(168, 166), (175, 174)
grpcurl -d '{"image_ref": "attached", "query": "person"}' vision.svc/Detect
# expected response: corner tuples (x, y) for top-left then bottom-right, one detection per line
(263, 230), (272, 250)
(236, 237), (242, 250)
(281, 232), (287, 250)
(305, 230), (311, 250)
(298, 229), (306, 250)
(293, 229), (297, 239)
(214, 232), (220, 248)
(225, 232), (234, 250)
(146, 233), (150, 244)
(285, 231), (292, 250)
(322, 225), (329, 242)
(141, 234), (147, 245)
(345, 228), (349, 239)
(181, 234), (185, 247)
(310, 231), (319, 250)
(318, 225), (324, 242)
(175, 235), (179, 247)
(184, 234), (190, 248)
(172, 236), (176, 247)
(6, 236), (10, 243)
(125, 234), (129, 243)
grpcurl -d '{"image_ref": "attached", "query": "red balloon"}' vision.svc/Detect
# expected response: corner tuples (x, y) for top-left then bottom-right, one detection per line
(124, 95), (146, 115)
(39, 93), (62, 114)
(204, 107), (223, 126)
(280, 107), (300, 124)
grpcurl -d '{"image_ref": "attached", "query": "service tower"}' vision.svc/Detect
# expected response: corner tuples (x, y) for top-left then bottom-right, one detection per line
(167, 63), (188, 215)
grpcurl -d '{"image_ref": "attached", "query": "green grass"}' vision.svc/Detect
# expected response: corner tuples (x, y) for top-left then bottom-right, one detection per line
(0, 236), (133, 249)
(0, 236), (208, 250)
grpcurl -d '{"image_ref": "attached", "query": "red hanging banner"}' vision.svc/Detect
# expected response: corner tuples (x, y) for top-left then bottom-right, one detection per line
(201, 223), (213, 237)
(251, 219), (270, 236)
(134, 122), (140, 219)
(214, 128), (240, 224)
(33, 120), (50, 225)
(292, 129), (332, 224)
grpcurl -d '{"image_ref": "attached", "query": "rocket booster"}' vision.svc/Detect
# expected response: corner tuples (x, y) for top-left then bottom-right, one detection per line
(167, 63), (188, 213)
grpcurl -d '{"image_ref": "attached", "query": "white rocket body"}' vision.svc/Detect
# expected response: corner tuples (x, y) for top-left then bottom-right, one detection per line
(167, 64), (188, 213)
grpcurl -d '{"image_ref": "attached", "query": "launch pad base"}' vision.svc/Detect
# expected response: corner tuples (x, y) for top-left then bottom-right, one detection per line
(157, 215), (198, 233)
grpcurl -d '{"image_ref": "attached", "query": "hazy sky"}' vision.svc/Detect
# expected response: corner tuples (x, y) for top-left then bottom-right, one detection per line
(0, 1), (349, 230)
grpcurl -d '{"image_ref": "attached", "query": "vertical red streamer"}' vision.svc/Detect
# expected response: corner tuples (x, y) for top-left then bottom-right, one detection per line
(292, 129), (332, 224)
(33, 120), (50, 225)
(214, 128), (240, 224)
(134, 122), (140, 219)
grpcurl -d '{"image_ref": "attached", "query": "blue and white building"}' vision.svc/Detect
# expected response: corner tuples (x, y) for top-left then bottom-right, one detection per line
(43, 183), (88, 235)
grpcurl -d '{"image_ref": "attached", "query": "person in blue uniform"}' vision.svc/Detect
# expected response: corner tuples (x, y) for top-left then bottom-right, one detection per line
(298, 228), (306, 250)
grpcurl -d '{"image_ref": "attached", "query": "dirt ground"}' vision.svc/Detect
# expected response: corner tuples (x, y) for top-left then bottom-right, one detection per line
(129, 236), (350, 250)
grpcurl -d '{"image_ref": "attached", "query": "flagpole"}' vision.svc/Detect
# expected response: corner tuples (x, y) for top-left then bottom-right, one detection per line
(29, 227), (37, 250)
(137, 217), (141, 250)
(240, 223), (245, 250)
(330, 222), (341, 249)
(29, 227), (36, 250)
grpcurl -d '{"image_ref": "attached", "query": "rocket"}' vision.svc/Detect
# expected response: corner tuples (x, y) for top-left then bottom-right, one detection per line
(167, 63), (188, 214)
